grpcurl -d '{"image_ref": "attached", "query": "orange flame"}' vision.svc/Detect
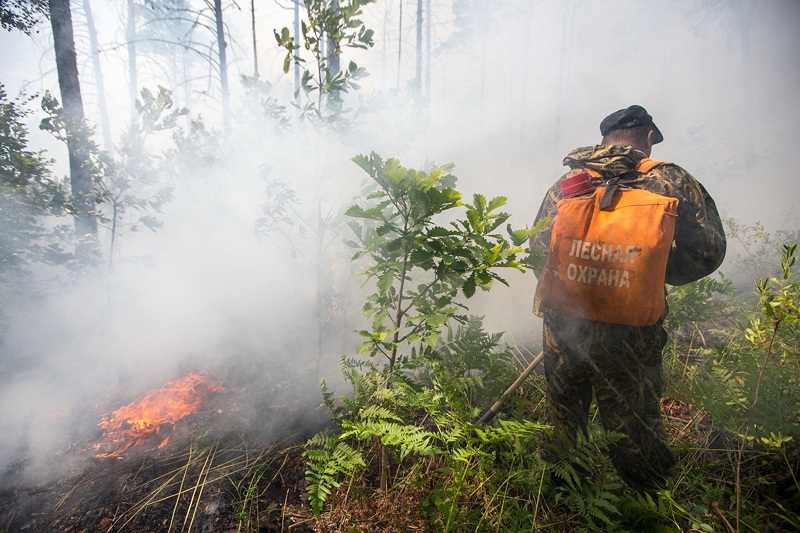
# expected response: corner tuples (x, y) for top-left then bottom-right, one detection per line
(93, 373), (223, 459)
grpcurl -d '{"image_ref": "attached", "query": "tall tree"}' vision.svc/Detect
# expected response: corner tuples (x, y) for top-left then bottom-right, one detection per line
(126, 0), (138, 123)
(327, 0), (341, 75)
(275, 0), (375, 124)
(122, 0), (233, 125)
(272, 0), (376, 376)
(730, 0), (756, 170)
(130, 0), (197, 112)
(396, 0), (402, 92)
(250, 0), (258, 75)
(0, 84), (68, 346)
(82, 0), (113, 152)
(294, 0), (301, 103)
(424, 0), (430, 115)
(48, 0), (97, 238)
(414, 0), (422, 96)
(213, 0), (229, 125)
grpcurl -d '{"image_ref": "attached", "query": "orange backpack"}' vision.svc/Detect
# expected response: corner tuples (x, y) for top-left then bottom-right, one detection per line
(536, 159), (678, 326)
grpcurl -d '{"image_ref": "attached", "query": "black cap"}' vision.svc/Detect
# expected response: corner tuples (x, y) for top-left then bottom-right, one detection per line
(599, 105), (663, 144)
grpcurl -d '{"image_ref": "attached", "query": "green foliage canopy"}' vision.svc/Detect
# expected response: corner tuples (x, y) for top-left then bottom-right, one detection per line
(345, 152), (538, 371)
(0, 84), (66, 276)
(0, 0), (48, 35)
(274, 0), (375, 125)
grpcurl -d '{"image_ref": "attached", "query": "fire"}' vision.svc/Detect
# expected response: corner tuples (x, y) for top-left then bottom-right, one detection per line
(93, 373), (223, 459)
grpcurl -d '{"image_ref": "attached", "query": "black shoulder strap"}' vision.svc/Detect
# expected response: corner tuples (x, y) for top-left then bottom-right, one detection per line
(599, 171), (639, 210)
(595, 157), (666, 209)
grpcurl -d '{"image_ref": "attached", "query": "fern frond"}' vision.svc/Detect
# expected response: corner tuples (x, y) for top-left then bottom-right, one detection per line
(303, 434), (365, 519)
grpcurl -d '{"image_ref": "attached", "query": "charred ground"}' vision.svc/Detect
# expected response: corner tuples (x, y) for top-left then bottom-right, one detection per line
(0, 354), (331, 532)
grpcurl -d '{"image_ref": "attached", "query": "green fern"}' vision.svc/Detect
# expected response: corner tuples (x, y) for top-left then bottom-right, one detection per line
(616, 489), (714, 532)
(409, 317), (520, 409)
(664, 275), (736, 337)
(303, 433), (366, 519)
(558, 480), (623, 531)
(341, 419), (437, 460)
(548, 431), (627, 533)
(546, 426), (627, 491)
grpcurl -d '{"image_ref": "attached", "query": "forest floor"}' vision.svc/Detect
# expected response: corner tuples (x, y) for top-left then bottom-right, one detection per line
(0, 352), (796, 532)
(0, 353), (330, 532)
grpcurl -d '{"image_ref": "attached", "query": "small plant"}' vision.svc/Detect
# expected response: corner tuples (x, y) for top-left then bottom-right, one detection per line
(237, 74), (290, 133)
(724, 218), (799, 283)
(734, 243), (799, 529)
(40, 86), (187, 269)
(102, 86), (186, 269)
(229, 457), (274, 532)
(303, 152), (544, 522)
(303, 433), (366, 518)
(344, 152), (537, 377)
(663, 237), (800, 532)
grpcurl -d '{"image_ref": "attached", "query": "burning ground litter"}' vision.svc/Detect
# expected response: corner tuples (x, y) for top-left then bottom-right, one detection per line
(93, 373), (225, 460)
(0, 353), (332, 532)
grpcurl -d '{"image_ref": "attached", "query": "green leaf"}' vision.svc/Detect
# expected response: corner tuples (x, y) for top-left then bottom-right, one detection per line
(428, 226), (457, 237)
(385, 237), (404, 253)
(487, 196), (507, 212)
(377, 271), (394, 294)
(463, 274), (476, 298)
(345, 204), (384, 220)
(428, 314), (449, 328)
(409, 248), (434, 266)
(424, 331), (439, 346)
(466, 206), (480, 229)
(472, 193), (487, 213)
(476, 271), (494, 287)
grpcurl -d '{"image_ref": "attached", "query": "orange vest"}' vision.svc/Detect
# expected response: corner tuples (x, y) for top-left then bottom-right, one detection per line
(536, 159), (678, 326)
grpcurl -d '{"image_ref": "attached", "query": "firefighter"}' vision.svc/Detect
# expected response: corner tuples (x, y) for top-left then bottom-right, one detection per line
(529, 105), (726, 491)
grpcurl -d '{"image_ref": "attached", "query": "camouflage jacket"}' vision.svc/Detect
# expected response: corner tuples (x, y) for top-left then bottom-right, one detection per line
(530, 145), (726, 295)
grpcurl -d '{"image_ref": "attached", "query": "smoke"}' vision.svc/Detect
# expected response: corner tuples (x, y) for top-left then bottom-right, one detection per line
(1, 0), (799, 488)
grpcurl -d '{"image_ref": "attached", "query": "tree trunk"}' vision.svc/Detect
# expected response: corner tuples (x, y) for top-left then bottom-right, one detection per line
(294, 0), (301, 104)
(414, 0), (422, 97)
(213, 0), (229, 125)
(734, 0), (756, 171)
(182, 44), (191, 115)
(396, 0), (402, 92)
(425, 0), (430, 119)
(326, 0), (340, 78)
(48, 0), (97, 238)
(381, 3), (389, 88)
(250, 0), (258, 75)
(126, 0), (137, 124)
(82, 0), (113, 153)
(478, 13), (487, 129)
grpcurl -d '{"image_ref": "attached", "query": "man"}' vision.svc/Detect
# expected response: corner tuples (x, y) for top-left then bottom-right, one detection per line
(529, 105), (726, 491)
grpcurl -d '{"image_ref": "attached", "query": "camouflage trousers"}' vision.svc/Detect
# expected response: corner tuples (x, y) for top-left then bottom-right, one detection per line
(541, 311), (675, 491)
